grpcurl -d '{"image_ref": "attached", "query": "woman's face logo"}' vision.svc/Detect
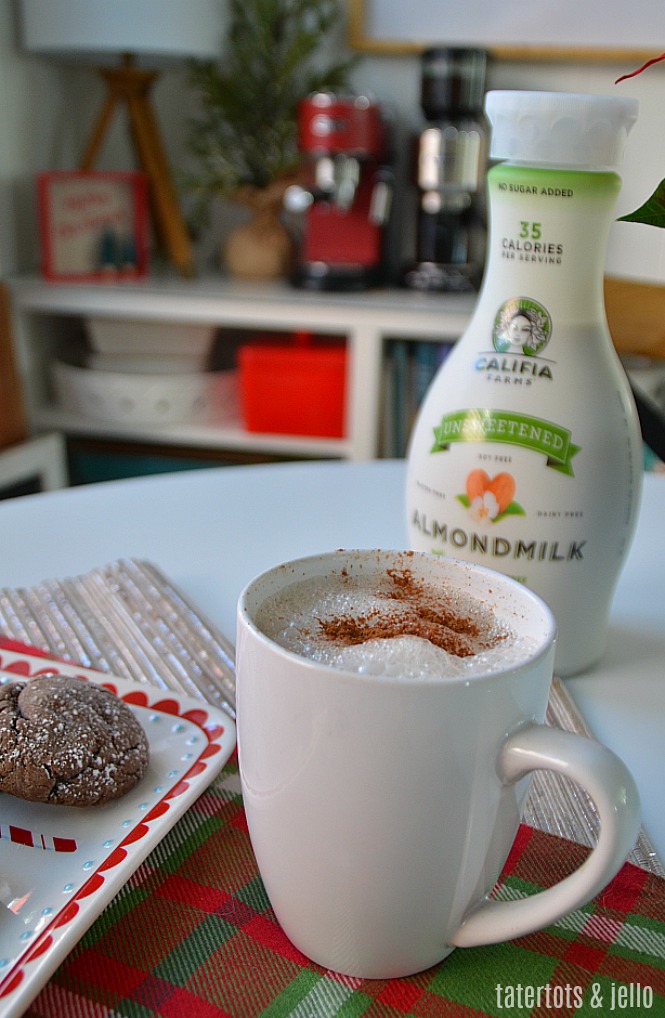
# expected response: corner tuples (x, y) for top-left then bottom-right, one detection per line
(493, 298), (552, 355)
(507, 313), (533, 348)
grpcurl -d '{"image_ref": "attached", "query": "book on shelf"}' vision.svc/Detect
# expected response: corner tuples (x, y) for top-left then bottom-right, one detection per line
(381, 339), (453, 457)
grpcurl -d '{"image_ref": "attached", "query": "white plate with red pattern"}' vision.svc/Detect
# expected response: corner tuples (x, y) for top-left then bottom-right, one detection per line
(0, 649), (236, 1018)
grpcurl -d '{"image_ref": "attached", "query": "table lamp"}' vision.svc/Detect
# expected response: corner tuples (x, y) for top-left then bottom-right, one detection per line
(18, 0), (225, 277)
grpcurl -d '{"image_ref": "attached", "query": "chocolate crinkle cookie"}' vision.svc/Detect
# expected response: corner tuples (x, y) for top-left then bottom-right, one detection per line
(0, 675), (149, 807)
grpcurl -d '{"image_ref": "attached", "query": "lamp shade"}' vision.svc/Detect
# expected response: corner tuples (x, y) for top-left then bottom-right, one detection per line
(19, 0), (225, 61)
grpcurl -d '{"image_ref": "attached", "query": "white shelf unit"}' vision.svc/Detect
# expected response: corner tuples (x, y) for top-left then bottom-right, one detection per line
(8, 275), (476, 462)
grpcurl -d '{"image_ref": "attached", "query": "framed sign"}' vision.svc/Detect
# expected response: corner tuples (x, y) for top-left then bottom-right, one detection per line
(347, 0), (663, 61)
(37, 170), (149, 282)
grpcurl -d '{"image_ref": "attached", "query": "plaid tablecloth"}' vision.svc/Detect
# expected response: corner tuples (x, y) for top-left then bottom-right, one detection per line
(21, 747), (665, 1018)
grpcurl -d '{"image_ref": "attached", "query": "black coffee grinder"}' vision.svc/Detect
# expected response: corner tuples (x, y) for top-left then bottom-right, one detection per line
(403, 48), (488, 293)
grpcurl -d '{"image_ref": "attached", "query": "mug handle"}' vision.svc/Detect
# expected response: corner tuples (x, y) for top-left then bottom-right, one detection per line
(451, 724), (641, 948)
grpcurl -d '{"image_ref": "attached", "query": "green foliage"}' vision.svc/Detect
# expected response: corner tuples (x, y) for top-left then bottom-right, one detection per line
(185, 0), (355, 223)
(618, 179), (665, 229)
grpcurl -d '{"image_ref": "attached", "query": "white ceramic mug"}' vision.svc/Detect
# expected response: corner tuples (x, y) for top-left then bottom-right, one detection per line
(236, 549), (640, 979)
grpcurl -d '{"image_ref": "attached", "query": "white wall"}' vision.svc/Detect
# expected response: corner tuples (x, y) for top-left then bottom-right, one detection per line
(0, 2), (59, 274)
(4, 0), (665, 282)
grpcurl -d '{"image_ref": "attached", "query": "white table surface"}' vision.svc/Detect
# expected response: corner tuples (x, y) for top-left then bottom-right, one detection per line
(0, 459), (663, 865)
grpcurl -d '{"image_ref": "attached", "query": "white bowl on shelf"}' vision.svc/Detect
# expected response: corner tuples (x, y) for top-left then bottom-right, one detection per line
(84, 317), (216, 370)
(52, 359), (238, 427)
(86, 352), (205, 375)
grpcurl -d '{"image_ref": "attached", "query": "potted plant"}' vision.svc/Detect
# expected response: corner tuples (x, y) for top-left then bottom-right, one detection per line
(186, 0), (354, 278)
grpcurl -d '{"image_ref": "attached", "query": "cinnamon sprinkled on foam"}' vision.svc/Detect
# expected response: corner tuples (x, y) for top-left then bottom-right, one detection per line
(315, 567), (501, 658)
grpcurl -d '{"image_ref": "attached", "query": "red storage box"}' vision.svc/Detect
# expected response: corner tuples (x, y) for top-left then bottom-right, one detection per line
(238, 340), (347, 437)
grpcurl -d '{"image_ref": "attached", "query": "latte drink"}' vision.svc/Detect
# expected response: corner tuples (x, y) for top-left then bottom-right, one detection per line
(236, 550), (638, 980)
(255, 556), (537, 680)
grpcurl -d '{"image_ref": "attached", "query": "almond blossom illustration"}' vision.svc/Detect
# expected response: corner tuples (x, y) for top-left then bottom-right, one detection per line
(457, 469), (526, 522)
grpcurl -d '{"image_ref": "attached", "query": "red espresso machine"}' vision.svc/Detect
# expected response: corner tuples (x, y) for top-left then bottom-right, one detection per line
(284, 92), (393, 290)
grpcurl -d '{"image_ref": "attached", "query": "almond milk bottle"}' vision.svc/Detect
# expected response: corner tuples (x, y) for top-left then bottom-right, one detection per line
(406, 91), (643, 676)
